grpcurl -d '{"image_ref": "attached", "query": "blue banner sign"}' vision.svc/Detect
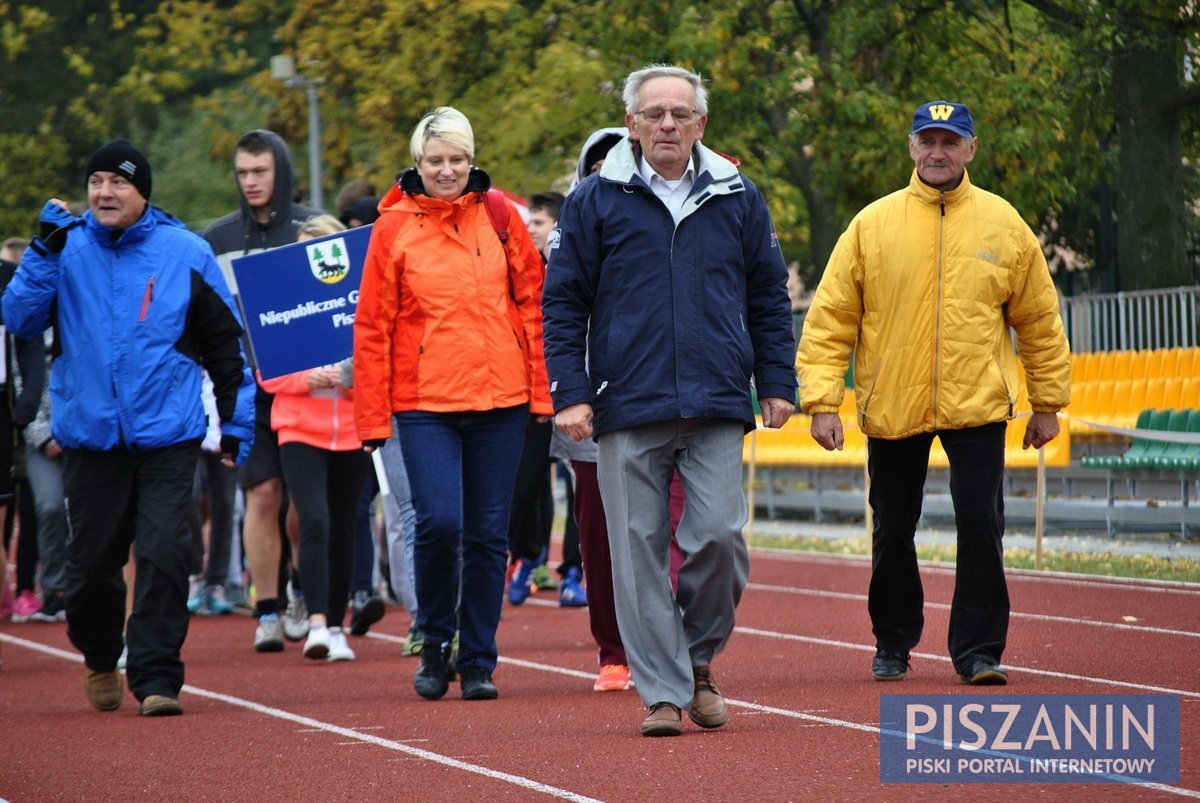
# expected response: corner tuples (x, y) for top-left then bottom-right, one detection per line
(232, 225), (372, 379)
(880, 694), (1180, 784)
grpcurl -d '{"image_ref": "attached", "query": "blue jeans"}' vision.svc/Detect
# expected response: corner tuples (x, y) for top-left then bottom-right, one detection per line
(395, 405), (527, 672)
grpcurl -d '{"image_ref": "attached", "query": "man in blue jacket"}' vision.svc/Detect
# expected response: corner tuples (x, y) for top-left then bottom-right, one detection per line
(543, 65), (797, 737)
(2, 140), (255, 717)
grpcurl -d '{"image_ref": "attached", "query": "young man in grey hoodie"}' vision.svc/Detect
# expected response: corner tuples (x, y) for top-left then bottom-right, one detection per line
(203, 130), (322, 653)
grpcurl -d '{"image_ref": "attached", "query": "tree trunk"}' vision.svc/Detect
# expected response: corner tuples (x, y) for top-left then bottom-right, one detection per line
(1113, 17), (1190, 290)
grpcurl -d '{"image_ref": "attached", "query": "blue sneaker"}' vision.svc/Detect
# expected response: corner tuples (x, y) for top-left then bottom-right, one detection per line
(559, 567), (587, 607)
(507, 559), (535, 605)
(202, 585), (235, 615)
(186, 577), (204, 615)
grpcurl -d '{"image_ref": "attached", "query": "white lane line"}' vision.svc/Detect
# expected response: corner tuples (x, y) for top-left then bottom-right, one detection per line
(8, 631), (1199, 799)
(733, 626), (1200, 697)
(746, 582), (1200, 639)
(0, 632), (599, 803)
(370, 634), (1200, 797)
(751, 548), (1200, 594)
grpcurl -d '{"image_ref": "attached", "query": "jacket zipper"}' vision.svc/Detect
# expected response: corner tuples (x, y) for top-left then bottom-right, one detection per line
(933, 196), (945, 429)
(138, 276), (156, 322)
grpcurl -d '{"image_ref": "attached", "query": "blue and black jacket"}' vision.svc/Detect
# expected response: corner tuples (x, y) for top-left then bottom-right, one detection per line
(1, 206), (255, 452)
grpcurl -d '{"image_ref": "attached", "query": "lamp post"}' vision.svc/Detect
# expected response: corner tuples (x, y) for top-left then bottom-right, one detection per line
(270, 55), (325, 211)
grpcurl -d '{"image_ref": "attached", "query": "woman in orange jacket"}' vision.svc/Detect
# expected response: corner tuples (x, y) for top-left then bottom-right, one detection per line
(353, 107), (552, 702)
(260, 215), (372, 664)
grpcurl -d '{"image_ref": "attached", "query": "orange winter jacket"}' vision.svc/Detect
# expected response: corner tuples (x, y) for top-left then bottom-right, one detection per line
(259, 369), (362, 452)
(353, 171), (553, 442)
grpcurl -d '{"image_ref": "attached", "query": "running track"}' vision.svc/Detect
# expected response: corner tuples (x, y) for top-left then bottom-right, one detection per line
(1, 547), (1197, 801)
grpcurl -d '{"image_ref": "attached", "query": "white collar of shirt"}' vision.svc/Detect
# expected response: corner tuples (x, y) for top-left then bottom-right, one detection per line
(638, 154), (696, 225)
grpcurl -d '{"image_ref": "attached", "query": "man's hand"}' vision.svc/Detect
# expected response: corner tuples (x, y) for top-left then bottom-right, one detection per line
(220, 435), (252, 467)
(1022, 411), (1060, 450)
(38, 199), (77, 254)
(555, 403), (593, 442)
(810, 412), (844, 451)
(759, 397), (794, 429)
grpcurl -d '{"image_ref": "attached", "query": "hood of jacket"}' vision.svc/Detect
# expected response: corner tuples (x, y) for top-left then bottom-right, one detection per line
(391, 164), (492, 201)
(599, 136), (741, 185)
(570, 127), (628, 193)
(234, 129), (301, 230)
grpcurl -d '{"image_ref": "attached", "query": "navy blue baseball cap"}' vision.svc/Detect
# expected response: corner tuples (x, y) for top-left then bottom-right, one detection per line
(911, 100), (974, 138)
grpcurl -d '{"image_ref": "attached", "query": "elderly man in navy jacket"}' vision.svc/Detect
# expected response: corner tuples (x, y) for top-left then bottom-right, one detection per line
(542, 65), (797, 737)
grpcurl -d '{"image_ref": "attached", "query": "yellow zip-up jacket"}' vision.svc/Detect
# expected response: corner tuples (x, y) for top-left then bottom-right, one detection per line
(798, 169), (1070, 440)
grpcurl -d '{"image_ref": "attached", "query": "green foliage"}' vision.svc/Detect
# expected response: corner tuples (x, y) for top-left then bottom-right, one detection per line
(0, 0), (1193, 287)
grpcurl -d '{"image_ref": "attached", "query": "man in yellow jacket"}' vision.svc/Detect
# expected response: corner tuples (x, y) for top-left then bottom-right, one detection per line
(797, 100), (1070, 686)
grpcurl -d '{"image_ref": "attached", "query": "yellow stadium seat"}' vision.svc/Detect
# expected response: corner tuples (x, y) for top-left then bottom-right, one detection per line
(1159, 376), (1187, 411)
(1139, 349), (1163, 379)
(1111, 349), (1135, 382)
(1072, 352), (1099, 384)
(1179, 376), (1200, 408)
(1160, 347), (1184, 378)
(1109, 378), (1149, 432)
(1181, 348), (1200, 378)
(1068, 380), (1097, 435)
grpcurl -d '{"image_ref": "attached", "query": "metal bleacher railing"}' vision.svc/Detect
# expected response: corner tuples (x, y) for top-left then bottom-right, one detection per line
(1062, 285), (1200, 353)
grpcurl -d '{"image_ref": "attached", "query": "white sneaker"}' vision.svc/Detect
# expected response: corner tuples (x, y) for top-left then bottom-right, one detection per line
(303, 624), (330, 660)
(254, 613), (285, 653)
(283, 583), (310, 642)
(326, 627), (356, 662)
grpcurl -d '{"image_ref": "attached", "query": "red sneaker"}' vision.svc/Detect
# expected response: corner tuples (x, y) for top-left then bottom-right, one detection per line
(593, 663), (632, 692)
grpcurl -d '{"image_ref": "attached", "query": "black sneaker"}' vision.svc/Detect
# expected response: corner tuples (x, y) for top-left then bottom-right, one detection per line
(960, 659), (1008, 686)
(414, 642), (454, 700)
(348, 590), (385, 636)
(871, 648), (911, 681)
(460, 667), (498, 700)
(31, 593), (66, 622)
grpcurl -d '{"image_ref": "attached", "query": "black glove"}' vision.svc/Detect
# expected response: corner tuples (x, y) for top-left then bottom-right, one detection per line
(37, 201), (78, 254)
(220, 435), (251, 466)
(363, 438), (387, 451)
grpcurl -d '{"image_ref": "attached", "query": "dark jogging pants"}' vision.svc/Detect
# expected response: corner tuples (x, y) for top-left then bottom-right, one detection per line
(63, 441), (199, 701)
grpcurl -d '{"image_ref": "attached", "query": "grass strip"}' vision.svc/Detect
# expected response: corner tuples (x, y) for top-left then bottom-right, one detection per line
(749, 533), (1200, 583)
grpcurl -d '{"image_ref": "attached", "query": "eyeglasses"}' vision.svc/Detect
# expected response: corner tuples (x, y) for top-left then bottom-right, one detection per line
(634, 107), (699, 125)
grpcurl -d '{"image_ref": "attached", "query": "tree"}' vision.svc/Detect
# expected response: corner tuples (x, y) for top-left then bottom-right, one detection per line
(1022, 0), (1200, 290)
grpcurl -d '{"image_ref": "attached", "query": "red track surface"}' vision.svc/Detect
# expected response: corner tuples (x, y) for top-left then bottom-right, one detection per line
(2, 547), (1197, 801)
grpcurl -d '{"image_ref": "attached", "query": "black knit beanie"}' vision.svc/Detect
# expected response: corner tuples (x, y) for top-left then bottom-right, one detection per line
(84, 139), (152, 201)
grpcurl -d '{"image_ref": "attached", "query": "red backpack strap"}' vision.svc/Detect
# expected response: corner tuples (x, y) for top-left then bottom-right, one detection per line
(483, 188), (510, 243)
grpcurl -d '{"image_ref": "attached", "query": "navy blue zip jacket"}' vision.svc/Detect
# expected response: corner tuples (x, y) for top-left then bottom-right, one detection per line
(1, 205), (255, 452)
(542, 138), (797, 437)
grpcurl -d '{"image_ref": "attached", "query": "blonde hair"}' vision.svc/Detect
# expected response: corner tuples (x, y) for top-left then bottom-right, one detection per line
(410, 107), (475, 164)
(296, 214), (347, 241)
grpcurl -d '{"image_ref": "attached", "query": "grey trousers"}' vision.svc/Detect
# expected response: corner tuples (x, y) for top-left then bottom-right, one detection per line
(25, 444), (68, 595)
(597, 419), (749, 709)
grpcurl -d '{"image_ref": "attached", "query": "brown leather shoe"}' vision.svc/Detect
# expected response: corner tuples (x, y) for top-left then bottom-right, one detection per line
(688, 665), (728, 729)
(138, 694), (183, 717)
(84, 669), (123, 712)
(640, 702), (683, 737)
